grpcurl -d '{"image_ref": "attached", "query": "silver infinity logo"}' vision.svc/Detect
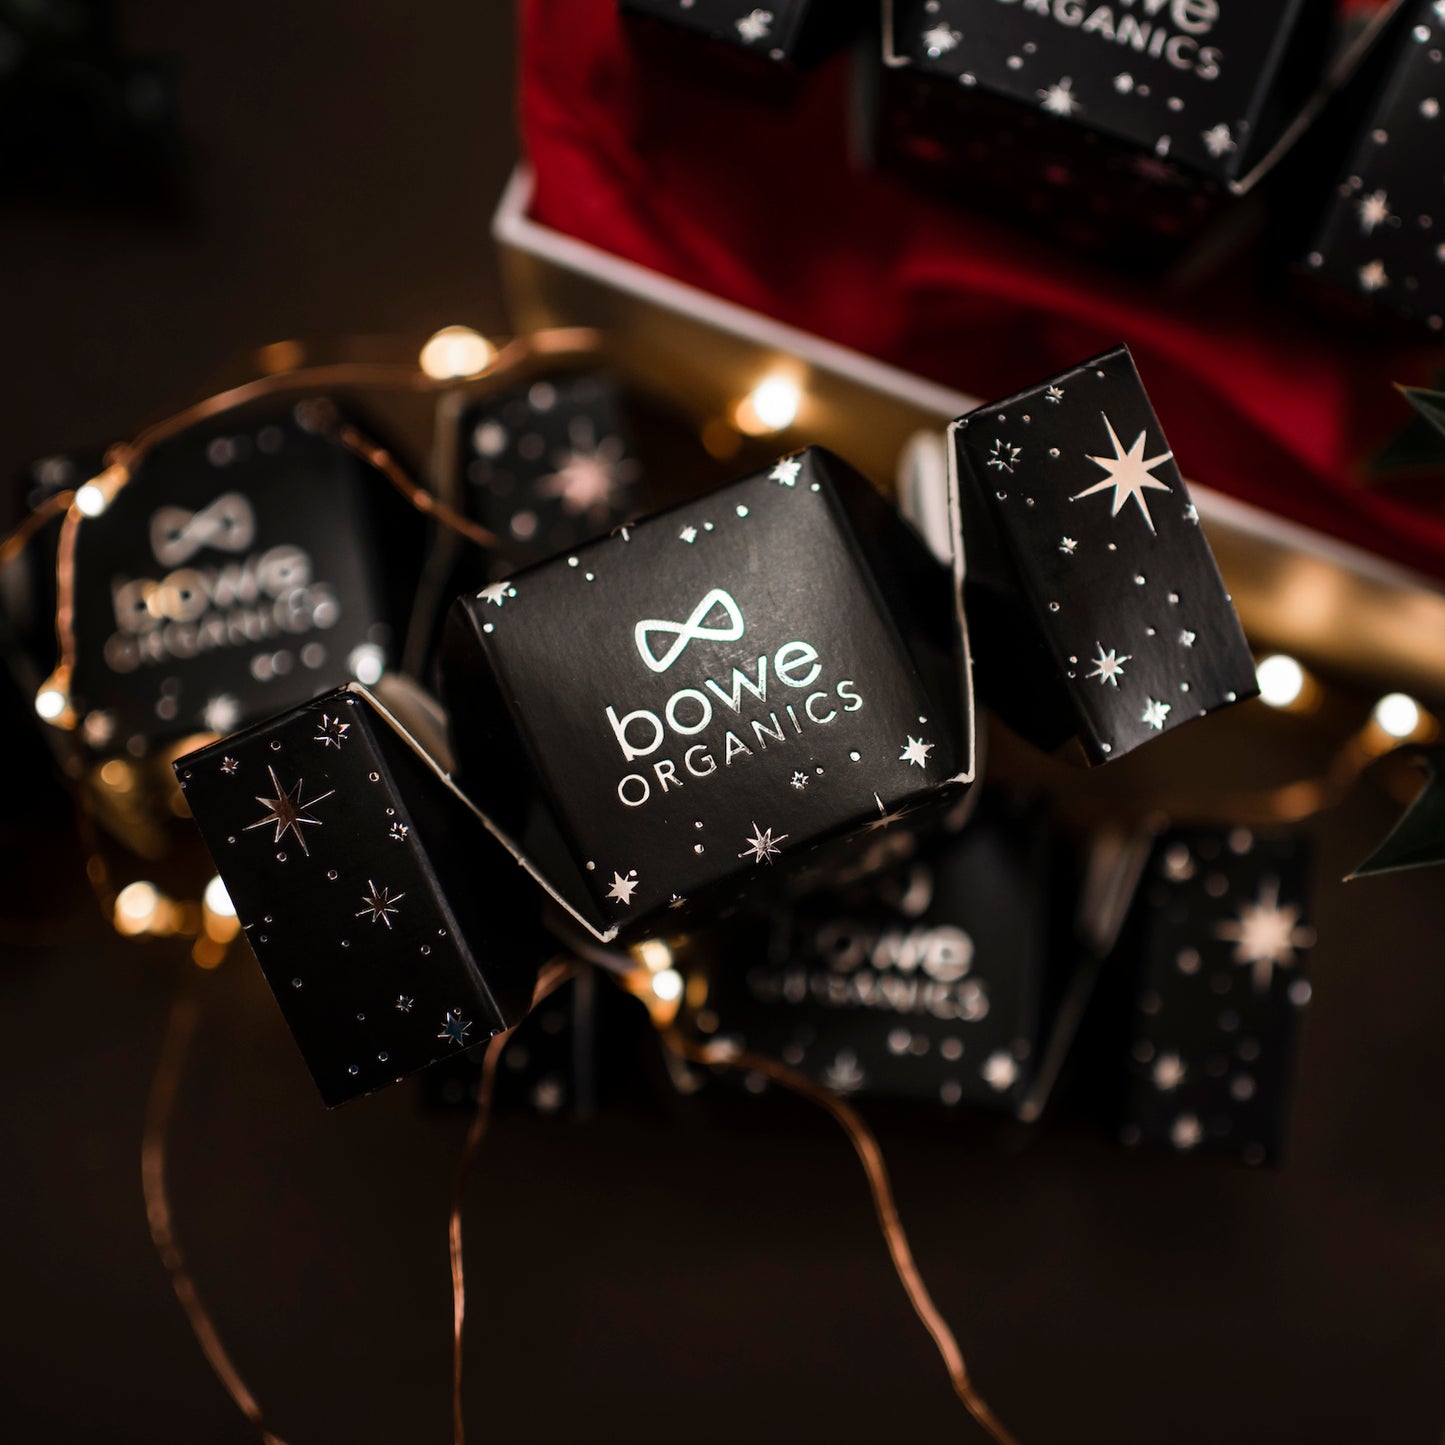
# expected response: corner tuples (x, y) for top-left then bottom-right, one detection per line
(150, 492), (257, 567)
(634, 588), (744, 673)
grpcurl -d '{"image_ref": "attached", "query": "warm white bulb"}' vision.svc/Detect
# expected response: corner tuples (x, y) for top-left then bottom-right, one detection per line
(419, 325), (494, 380)
(74, 482), (109, 517)
(203, 875), (236, 918)
(34, 687), (67, 721)
(652, 968), (684, 1004)
(747, 376), (801, 432)
(115, 881), (160, 922)
(1256, 654), (1305, 709)
(1373, 692), (1422, 740)
(347, 643), (385, 686)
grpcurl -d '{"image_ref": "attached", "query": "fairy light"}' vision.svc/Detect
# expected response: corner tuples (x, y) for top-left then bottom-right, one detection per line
(733, 373), (803, 435)
(74, 482), (109, 517)
(1372, 692), (1423, 740)
(114, 881), (161, 936)
(203, 875), (236, 918)
(34, 686), (67, 721)
(1256, 654), (1306, 710)
(652, 968), (684, 1003)
(419, 326), (494, 380)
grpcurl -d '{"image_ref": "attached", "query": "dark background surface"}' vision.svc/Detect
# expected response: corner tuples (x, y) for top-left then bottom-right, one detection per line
(2, 4), (1442, 1443)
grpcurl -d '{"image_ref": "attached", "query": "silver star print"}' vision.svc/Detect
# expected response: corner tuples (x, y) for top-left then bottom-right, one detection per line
(790, 771), (809, 790)
(921, 22), (960, 56)
(770, 457), (802, 487)
(739, 823), (787, 865)
(437, 1010), (472, 1048)
(395, 994), (414, 1013)
(479, 581), (514, 607)
(313, 714), (350, 749)
(606, 870), (638, 906)
(1038, 77), (1079, 116)
(899, 736), (933, 768)
(1358, 259), (1388, 293)
(1201, 123), (1236, 158)
(1086, 643), (1131, 687)
(244, 766), (335, 855)
(735, 8), (771, 43)
(1059, 536), (1078, 555)
(388, 822), (409, 843)
(202, 693), (241, 733)
(1153, 1053), (1186, 1090)
(536, 445), (630, 522)
(987, 437), (1021, 472)
(867, 793), (909, 832)
(1214, 878), (1314, 992)
(822, 1050), (865, 1094)
(220, 756), (239, 775)
(982, 1051), (1019, 1091)
(1073, 413), (1173, 531)
(1141, 698), (1172, 730)
(1357, 189), (1392, 235)
(356, 879), (404, 928)
(1170, 1114), (1202, 1150)
(1045, 384), (1065, 403)
(679, 525), (698, 544)
(1180, 629), (1196, 647)
(1162, 842), (1195, 881)
(1183, 502), (1199, 524)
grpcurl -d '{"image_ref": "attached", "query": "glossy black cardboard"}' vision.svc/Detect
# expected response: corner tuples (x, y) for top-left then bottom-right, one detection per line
(1109, 826), (1313, 1162)
(441, 446), (974, 940)
(174, 685), (550, 1107)
(949, 344), (1257, 765)
(1301, 0), (1445, 334)
(884, 0), (1331, 183)
(679, 794), (1077, 1114)
(68, 400), (421, 759)
(619, 0), (870, 65)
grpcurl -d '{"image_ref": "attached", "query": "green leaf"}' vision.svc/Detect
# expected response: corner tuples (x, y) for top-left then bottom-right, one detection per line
(1349, 751), (1445, 879)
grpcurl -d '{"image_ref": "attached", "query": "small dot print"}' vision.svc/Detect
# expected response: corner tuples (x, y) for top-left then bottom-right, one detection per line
(736, 505), (749, 518)
(849, 751), (861, 762)
(567, 556), (579, 568)
(693, 844), (705, 854)
(585, 861), (596, 871)
(291, 978), (302, 989)
(270, 741), (282, 751)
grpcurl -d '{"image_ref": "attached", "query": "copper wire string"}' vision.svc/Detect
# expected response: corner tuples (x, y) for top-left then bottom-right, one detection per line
(449, 960), (573, 1445)
(142, 972), (290, 1445)
(0, 486), (74, 568)
(663, 1031), (1022, 1445)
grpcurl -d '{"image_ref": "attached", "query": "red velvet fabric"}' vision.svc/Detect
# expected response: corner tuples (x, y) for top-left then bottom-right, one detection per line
(519, 1), (1445, 577)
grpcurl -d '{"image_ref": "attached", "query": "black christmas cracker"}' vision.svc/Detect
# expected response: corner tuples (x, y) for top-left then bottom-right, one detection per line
(65, 400), (421, 759)
(678, 794), (1078, 1115)
(1301, 0), (1445, 335)
(1109, 826), (1313, 1164)
(174, 684), (551, 1106)
(441, 446), (975, 940)
(884, 0), (1330, 182)
(618, 0), (871, 65)
(949, 345), (1257, 765)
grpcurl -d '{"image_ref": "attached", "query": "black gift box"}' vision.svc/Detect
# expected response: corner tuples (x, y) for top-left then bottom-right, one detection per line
(420, 970), (654, 1119)
(678, 795), (1079, 1114)
(65, 400), (423, 759)
(441, 446), (974, 941)
(1108, 826), (1313, 1163)
(443, 371), (643, 561)
(949, 345), (1257, 765)
(884, 0), (1328, 182)
(174, 684), (552, 1107)
(877, 0), (1332, 267)
(1300, 0), (1445, 334)
(619, 0), (871, 66)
